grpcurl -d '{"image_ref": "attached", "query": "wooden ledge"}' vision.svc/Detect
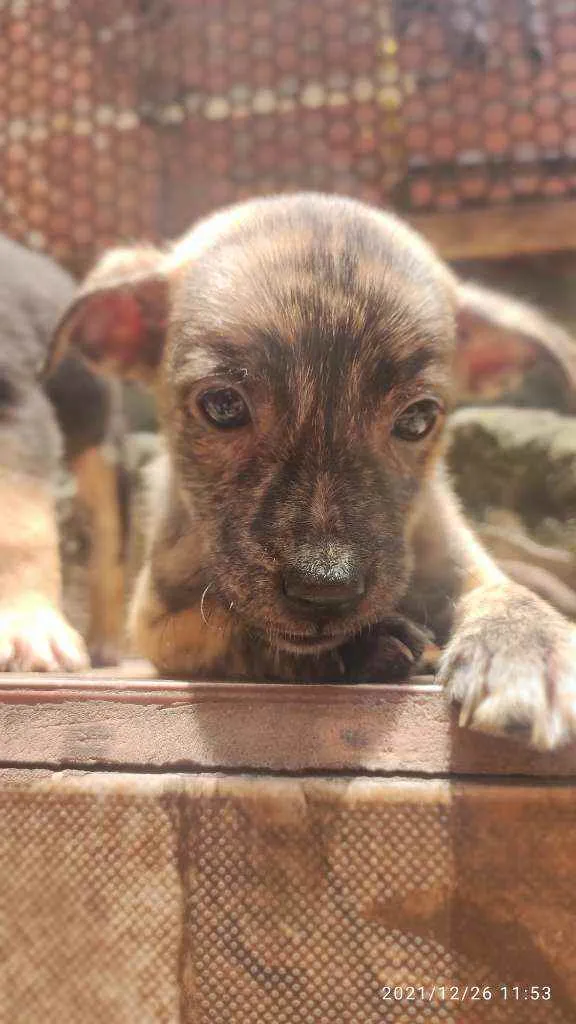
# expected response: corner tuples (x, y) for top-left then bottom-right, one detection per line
(408, 198), (576, 260)
(1, 663), (576, 777)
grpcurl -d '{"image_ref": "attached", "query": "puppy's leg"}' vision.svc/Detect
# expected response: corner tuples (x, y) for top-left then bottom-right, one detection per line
(338, 616), (432, 683)
(0, 469), (88, 672)
(71, 444), (125, 667)
(411, 469), (576, 750)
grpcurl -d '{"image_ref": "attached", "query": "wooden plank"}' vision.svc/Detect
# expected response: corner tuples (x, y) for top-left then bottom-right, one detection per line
(1, 668), (576, 777)
(408, 199), (576, 260)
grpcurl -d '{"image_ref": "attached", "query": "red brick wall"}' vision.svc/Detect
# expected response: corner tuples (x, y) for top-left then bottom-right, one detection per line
(0, 0), (575, 274)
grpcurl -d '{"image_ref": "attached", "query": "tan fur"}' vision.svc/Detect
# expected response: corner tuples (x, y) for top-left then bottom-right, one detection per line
(0, 472), (61, 605)
(496, 559), (576, 619)
(0, 471), (88, 671)
(129, 563), (235, 676)
(409, 469), (505, 593)
(72, 445), (125, 666)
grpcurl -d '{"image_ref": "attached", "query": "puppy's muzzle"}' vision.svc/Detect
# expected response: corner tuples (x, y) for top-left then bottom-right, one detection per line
(281, 545), (365, 617)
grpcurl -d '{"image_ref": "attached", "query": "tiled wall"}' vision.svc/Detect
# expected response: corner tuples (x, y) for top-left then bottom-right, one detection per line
(1, 0), (575, 274)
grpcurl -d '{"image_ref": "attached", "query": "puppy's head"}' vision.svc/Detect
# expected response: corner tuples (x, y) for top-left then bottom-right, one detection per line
(52, 193), (575, 656)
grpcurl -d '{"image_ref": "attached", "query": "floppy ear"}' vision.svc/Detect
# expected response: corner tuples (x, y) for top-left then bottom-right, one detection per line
(48, 245), (169, 384)
(455, 281), (576, 410)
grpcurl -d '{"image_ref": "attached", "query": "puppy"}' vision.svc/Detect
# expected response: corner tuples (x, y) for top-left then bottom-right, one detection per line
(52, 193), (576, 748)
(0, 234), (124, 670)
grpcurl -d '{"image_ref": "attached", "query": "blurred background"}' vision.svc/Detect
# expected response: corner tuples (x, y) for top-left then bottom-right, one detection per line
(3, 0), (576, 627)
(0, 0), (575, 276)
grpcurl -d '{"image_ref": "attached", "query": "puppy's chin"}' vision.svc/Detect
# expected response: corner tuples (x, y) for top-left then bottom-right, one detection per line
(269, 631), (345, 656)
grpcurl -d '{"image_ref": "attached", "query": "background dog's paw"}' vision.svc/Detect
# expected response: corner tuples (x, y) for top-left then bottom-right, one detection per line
(438, 584), (576, 750)
(0, 601), (89, 673)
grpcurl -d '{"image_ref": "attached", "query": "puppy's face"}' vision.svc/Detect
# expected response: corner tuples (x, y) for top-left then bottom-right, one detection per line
(158, 195), (456, 654)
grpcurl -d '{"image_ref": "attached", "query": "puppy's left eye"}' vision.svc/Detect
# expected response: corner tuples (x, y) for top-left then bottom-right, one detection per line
(392, 399), (440, 442)
(197, 386), (251, 429)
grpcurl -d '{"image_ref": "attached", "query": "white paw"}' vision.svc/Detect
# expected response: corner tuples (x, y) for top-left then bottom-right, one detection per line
(0, 600), (89, 673)
(438, 584), (576, 751)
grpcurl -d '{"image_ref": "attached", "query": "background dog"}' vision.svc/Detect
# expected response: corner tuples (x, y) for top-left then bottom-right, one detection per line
(0, 233), (124, 670)
(52, 192), (576, 749)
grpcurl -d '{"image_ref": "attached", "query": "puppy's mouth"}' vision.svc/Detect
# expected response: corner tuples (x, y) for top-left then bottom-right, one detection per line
(268, 630), (345, 655)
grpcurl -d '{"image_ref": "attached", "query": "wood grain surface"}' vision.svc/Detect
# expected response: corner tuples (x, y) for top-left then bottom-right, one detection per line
(1, 664), (576, 776)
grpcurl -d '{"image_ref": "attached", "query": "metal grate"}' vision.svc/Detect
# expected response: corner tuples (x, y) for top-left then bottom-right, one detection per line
(0, 0), (575, 274)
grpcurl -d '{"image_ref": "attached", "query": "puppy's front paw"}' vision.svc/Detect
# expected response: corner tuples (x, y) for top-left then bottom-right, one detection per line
(0, 599), (89, 673)
(438, 583), (576, 750)
(340, 616), (431, 682)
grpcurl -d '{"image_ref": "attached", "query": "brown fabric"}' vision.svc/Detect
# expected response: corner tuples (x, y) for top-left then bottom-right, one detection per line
(1, 772), (575, 1023)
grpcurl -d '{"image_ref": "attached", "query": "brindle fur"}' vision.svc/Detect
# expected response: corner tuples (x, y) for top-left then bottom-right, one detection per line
(54, 193), (576, 748)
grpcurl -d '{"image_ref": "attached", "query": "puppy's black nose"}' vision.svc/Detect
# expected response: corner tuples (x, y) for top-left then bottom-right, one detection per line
(282, 546), (365, 611)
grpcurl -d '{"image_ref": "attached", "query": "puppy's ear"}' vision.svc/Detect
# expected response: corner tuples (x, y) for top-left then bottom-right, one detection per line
(455, 281), (576, 408)
(48, 245), (168, 383)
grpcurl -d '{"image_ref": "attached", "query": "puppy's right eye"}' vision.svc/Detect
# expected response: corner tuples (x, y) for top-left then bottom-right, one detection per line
(392, 398), (440, 442)
(196, 386), (251, 429)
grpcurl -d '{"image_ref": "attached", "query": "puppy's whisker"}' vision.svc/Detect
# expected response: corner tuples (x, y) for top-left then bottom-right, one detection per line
(158, 614), (175, 662)
(198, 583), (235, 633)
(200, 582), (214, 626)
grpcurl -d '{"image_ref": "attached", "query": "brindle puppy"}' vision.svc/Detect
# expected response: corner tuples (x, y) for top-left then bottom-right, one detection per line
(53, 193), (576, 749)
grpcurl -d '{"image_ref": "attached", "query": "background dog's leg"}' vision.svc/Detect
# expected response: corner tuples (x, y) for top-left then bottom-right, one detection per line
(0, 470), (88, 672)
(71, 445), (125, 667)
